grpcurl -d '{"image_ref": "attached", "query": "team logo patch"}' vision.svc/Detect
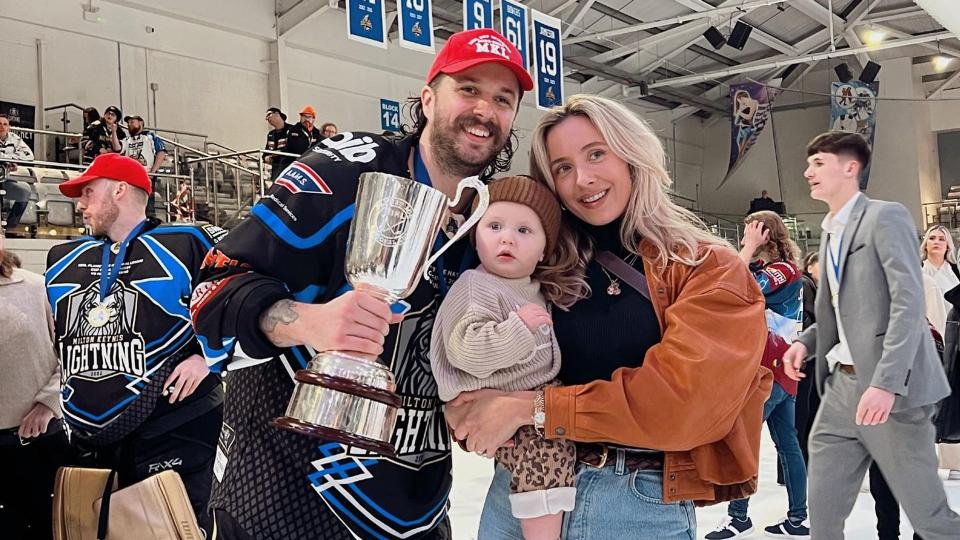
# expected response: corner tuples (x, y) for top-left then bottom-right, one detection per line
(275, 162), (333, 195)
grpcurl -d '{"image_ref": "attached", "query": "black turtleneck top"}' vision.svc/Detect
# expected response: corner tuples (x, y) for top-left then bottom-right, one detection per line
(554, 218), (663, 386)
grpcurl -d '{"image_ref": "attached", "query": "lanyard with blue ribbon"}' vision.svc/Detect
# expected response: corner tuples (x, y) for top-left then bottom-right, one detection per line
(828, 233), (843, 284)
(413, 146), (478, 297)
(98, 220), (147, 302)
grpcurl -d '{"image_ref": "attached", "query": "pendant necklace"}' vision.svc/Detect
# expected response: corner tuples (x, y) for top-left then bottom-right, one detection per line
(599, 253), (639, 296)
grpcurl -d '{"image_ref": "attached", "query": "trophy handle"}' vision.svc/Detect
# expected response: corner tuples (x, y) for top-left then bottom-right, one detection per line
(422, 176), (489, 281)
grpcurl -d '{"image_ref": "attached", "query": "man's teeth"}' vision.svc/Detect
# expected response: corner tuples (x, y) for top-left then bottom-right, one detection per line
(582, 190), (607, 203)
(465, 126), (490, 138)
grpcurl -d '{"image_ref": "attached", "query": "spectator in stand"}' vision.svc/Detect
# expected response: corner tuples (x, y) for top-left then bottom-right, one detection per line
(79, 107), (101, 163)
(82, 106), (125, 158)
(171, 179), (193, 222)
(121, 114), (168, 218)
(706, 211), (809, 539)
(264, 107), (294, 181)
(287, 106), (322, 158)
(0, 114), (35, 230)
(749, 189), (779, 214)
(0, 229), (70, 539)
(320, 122), (338, 139)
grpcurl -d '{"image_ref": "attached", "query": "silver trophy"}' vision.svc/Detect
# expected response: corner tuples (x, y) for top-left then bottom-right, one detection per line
(273, 172), (489, 455)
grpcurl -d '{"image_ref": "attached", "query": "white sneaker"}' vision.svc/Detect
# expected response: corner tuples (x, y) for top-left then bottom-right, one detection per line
(705, 516), (755, 539)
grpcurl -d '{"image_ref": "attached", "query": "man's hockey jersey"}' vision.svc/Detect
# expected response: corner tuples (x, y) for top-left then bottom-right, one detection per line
(46, 220), (229, 445)
(191, 132), (476, 540)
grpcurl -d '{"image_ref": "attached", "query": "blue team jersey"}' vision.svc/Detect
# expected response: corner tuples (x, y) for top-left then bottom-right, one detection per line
(191, 132), (476, 540)
(46, 220), (229, 445)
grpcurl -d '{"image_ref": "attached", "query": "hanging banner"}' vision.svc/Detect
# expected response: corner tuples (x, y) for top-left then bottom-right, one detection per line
(463, 0), (494, 31)
(532, 10), (563, 111)
(831, 80), (879, 188)
(399, 0), (434, 52)
(347, 0), (387, 49)
(721, 80), (781, 186)
(500, 0), (529, 69)
(380, 99), (401, 132)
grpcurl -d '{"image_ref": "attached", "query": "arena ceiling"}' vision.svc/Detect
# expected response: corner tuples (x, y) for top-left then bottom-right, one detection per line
(277, 0), (959, 117)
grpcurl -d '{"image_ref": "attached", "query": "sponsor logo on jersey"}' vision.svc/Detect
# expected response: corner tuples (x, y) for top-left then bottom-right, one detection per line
(275, 162), (333, 195)
(323, 132), (381, 164)
(189, 274), (241, 321)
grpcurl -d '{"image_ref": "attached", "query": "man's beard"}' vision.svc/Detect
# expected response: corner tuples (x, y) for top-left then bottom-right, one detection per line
(429, 113), (506, 178)
(129, 126), (142, 136)
(88, 199), (120, 237)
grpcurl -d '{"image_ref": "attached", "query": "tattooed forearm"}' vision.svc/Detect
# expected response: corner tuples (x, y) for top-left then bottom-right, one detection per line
(260, 299), (300, 346)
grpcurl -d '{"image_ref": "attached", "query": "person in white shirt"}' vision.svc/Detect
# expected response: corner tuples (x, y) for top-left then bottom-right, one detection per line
(920, 224), (960, 480)
(121, 114), (167, 218)
(0, 114), (35, 229)
(784, 131), (959, 540)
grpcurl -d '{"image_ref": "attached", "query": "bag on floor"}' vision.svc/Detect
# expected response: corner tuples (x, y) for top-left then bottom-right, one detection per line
(52, 467), (202, 540)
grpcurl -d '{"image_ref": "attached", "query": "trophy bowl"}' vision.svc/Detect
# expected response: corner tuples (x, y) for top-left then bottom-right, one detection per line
(273, 172), (489, 455)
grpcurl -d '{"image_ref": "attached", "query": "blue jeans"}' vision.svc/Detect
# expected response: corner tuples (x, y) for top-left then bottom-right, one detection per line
(479, 454), (696, 539)
(728, 382), (808, 522)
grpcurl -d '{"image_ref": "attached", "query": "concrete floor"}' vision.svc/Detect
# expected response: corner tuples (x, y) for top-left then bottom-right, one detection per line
(448, 426), (960, 539)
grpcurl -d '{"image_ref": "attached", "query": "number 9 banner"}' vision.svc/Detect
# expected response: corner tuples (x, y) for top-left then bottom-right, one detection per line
(463, 0), (493, 31)
(500, 0), (529, 71)
(532, 10), (563, 111)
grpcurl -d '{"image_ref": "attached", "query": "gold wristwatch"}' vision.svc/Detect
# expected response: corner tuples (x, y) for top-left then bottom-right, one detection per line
(533, 390), (546, 436)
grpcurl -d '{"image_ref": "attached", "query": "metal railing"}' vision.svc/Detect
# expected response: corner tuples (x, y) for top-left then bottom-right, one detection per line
(187, 148), (298, 227)
(11, 126), (85, 166)
(1, 157), (192, 231)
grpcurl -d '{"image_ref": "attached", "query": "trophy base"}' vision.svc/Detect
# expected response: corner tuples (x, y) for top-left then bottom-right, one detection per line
(271, 416), (397, 457)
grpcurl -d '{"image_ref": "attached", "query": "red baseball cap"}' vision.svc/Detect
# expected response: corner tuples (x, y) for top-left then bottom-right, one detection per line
(427, 29), (533, 92)
(59, 153), (152, 197)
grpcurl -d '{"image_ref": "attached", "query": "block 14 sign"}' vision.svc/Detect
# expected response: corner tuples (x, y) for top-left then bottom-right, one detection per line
(380, 99), (401, 132)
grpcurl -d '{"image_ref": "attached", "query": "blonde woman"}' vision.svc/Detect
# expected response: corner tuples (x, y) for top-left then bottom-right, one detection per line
(445, 95), (771, 539)
(921, 225), (960, 479)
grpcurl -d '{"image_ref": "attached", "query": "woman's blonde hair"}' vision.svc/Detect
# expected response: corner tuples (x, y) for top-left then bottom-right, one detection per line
(744, 210), (801, 265)
(529, 94), (730, 305)
(920, 225), (957, 265)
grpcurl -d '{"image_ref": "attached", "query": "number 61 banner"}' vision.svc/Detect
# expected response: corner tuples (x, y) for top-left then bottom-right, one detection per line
(500, 0), (529, 70)
(532, 10), (563, 111)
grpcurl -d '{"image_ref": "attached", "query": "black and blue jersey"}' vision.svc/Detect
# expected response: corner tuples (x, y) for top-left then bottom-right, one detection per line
(45, 220), (230, 445)
(191, 132), (475, 540)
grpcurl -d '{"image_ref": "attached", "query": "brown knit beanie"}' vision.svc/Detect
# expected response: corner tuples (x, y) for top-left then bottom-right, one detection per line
(471, 175), (562, 255)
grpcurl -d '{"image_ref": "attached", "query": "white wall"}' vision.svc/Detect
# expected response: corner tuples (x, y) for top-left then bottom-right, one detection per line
(0, 0), (271, 150)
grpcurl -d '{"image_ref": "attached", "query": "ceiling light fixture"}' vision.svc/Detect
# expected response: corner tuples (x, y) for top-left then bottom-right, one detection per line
(863, 27), (886, 47)
(934, 55), (953, 72)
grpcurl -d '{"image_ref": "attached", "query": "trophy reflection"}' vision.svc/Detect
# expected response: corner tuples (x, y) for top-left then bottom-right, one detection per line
(272, 172), (489, 455)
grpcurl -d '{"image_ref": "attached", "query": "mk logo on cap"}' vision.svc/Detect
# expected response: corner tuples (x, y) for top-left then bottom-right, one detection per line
(468, 35), (511, 60)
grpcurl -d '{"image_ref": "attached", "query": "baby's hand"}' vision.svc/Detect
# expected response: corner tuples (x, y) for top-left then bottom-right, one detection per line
(517, 304), (552, 333)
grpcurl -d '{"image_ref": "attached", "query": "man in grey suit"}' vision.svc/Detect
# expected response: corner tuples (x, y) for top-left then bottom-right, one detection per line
(783, 131), (960, 539)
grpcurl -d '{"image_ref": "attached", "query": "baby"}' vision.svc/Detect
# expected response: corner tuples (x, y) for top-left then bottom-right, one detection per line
(431, 175), (575, 540)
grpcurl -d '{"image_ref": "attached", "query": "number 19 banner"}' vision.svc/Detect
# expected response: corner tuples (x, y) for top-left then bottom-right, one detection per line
(500, 0), (529, 70)
(532, 10), (563, 111)
(399, 0), (434, 52)
(463, 0), (494, 30)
